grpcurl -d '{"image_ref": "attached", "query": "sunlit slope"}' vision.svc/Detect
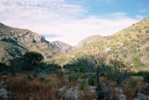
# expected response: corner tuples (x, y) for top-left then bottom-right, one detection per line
(54, 17), (149, 67)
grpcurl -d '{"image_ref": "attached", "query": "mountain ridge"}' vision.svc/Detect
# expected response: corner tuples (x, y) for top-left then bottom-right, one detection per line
(53, 17), (149, 68)
(76, 35), (103, 48)
(0, 22), (62, 62)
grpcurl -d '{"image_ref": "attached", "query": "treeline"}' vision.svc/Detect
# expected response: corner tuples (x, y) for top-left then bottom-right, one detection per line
(0, 51), (61, 74)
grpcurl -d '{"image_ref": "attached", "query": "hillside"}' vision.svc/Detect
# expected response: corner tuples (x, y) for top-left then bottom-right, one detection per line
(76, 35), (102, 48)
(52, 41), (73, 53)
(0, 23), (61, 62)
(0, 18), (149, 100)
(53, 17), (149, 68)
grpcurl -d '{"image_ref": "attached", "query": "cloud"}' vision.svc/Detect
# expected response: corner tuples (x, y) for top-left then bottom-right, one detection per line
(0, 0), (142, 46)
(45, 14), (140, 45)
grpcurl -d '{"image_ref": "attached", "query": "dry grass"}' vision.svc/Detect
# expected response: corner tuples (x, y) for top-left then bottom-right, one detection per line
(1, 73), (96, 100)
(2, 73), (148, 100)
(123, 77), (145, 100)
(78, 90), (95, 100)
(2, 74), (64, 100)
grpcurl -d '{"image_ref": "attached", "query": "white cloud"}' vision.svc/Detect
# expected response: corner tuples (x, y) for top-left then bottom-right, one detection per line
(45, 15), (140, 45)
(0, 0), (142, 46)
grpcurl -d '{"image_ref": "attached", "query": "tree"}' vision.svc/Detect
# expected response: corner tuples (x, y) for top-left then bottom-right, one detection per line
(9, 57), (23, 74)
(91, 52), (106, 100)
(0, 62), (8, 72)
(22, 51), (44, 71)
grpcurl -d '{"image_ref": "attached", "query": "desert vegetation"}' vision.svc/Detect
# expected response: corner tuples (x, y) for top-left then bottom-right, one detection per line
(0, 51), (149, 100)
(0, 17), (149, 100)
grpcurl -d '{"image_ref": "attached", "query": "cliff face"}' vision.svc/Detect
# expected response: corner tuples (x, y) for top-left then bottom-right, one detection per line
(0, 23), (60, 62)
(52, 41), (73, 53)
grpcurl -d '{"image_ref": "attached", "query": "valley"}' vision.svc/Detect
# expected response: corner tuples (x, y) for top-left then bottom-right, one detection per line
(0, 17), (149, 100)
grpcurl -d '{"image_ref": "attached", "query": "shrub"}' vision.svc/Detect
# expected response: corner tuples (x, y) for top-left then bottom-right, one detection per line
(127, 77), (138, 86)
(32, 68), (40, 77)
(144, 26), (149, 29)
(79, 79), (88, 90)
(88, 75), (97, 86)
(56, 70), (64, 78)
(68, 74), (78, 82)
(46, 63), (61, 74)
(137, 71), (146, 76)
(39, 77), (46, 82)
(143, 73), (149, 82)
(64, 63), (86, 73)
(99, 65), (112, 77)
(108, 71), (127, 85)
(39, 77), (51, 83)
(133, 57), (142, 68)
(23, 74), (33, 80)
(0, 62), (9, 72)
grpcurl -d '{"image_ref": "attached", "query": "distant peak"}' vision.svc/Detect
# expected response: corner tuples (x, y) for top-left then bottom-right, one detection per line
(76, 34), (103, 48)
(52, 41), (73, 52)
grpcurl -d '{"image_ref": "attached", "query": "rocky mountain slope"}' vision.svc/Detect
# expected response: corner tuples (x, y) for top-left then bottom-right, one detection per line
(53, 17), (149, 67)
(52, 41), (73, 53)
(0, 23), (61, 62)
(76, 35), (102, 48)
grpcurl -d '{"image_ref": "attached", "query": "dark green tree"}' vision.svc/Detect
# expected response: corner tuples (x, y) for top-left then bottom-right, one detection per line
(9, 57), (23, 74)
(0, 62), (8, 72)
(22, 51), (44, 71)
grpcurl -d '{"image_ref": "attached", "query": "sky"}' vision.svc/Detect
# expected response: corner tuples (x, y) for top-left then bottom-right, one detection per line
(0, 0), (149, 46)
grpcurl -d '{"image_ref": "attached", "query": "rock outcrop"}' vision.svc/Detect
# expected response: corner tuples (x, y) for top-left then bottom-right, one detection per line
(0, 22), (60, 62)
(52, 41), (73, 53)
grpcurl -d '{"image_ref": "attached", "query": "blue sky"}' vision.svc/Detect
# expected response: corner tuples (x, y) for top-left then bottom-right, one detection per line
(0, 0), (149, 46)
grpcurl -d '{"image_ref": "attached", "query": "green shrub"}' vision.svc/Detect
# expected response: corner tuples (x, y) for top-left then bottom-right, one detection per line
(68, 74), (78, 82)
(39, 77), (51, 83)
(46, 63), (61, 74)
(23, 74), (33, 80)
(88, 75), (97, 86)
(133, 57), (142, 68)
(108, 71), (127, 85)
(32, 68), (40, 77)
(127, 78), (138, 86)
(137, 71), (146, 76)
(0, 62), (9, 72)
(143, 73), (149, 82)
(64, 63), (86, 73)
(79, 80), (88, 90)
(99, 65), (112, 77)
(39, 77), (46, 82)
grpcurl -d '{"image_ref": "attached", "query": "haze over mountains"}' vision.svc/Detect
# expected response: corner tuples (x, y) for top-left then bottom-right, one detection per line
(0, 17), (149, 68)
